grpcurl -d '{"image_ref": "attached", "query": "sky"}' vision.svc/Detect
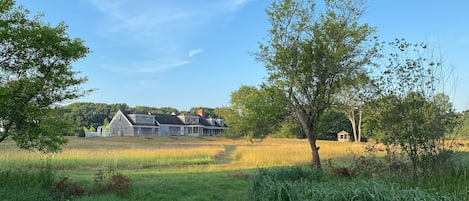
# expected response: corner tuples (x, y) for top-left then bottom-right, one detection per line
(14, 0), (469, 112)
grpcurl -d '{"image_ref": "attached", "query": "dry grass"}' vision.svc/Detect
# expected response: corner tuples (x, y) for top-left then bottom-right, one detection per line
(230, 138), (366, 168)
(0, 137), (225, 170)
(2, 136), (467, 172)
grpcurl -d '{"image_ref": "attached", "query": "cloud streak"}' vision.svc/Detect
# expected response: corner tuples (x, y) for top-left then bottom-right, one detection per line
(172, 60), (190, 66)
(189, 49), (204, 57)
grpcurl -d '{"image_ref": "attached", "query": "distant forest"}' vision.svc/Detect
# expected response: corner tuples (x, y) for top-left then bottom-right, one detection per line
(56, 102), (469, 138)
(56, 102), (219, 135)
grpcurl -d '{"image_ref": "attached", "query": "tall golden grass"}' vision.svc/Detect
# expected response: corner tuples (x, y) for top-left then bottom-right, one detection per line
(0, 137), (224, 171)
(229, 139), (366, 168)
(1, 136), (467, 172)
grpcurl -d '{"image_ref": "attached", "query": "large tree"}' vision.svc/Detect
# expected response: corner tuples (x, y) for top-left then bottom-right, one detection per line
(225, 85), (289, 139)
(256, 0), (378, 168)
(0, 1), (90, 152)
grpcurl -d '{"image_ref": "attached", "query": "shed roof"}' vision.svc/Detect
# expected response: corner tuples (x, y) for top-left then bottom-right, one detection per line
(338, 130), (349, 135)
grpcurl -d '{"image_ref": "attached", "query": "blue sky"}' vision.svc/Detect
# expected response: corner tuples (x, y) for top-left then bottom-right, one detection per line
(15, 0), (469, 112)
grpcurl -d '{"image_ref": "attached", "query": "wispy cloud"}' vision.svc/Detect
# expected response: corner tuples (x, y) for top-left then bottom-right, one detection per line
(88, 0), (251, 73)
(226, 0), (251, 11)
(172, 60), (190, 66)
(135, 58), (190, 73)
(188, 48), (204, 57)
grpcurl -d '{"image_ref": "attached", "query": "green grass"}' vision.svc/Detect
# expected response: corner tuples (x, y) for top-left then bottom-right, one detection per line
(124, 171), (249, 201)
(248, 166), (468, 201)
(1, 136), (468, 200)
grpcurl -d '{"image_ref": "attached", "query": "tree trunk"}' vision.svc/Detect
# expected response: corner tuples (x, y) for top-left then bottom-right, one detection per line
(0, 124), (10, 143)
(310, 138), (321, 169)
(357, 109), (362, 143)
(0, 133), (7, 143)
(294, 108), (321, 169)
(304, 127), (321, 169)
(347, 109), (358, 142)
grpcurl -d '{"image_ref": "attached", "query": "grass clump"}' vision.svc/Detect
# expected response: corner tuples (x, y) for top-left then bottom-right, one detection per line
(0, 165), (56, 201)
(0, 166), (133, 201)
(248, 166), (461, 201)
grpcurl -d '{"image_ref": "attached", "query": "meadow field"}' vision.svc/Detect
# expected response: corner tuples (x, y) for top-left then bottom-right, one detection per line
(1, 136), (468, 200)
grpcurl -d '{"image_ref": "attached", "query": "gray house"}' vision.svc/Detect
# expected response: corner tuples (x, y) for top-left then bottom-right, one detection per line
(108, 110), (226, 137)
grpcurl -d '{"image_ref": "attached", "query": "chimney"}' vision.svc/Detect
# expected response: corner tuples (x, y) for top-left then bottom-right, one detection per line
(197, 108), (204, 117)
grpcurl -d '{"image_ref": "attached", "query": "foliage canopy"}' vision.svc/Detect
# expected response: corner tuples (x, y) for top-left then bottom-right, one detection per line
(256, 0), (379, 168)
(373, 39), (460, 176)
(0, 0), (90, 152)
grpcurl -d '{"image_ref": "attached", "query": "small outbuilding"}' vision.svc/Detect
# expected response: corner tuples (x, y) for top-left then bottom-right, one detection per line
(337, 130), (351, 142)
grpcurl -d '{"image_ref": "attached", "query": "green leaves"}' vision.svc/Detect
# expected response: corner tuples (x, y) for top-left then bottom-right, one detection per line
(257, 0), (378, 168)
(225, 85), (289, 139)
(0, 0), (89, 152)
(373, 39), (459, 176)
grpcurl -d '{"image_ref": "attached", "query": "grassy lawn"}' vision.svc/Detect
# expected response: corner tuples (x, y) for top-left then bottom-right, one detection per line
(1, 136), (468, 200)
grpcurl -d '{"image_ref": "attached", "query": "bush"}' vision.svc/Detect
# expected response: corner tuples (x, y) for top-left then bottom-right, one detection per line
(0, 167), (133, 200)
(93, 170), (133, 198)
(55, 176), (86, 199)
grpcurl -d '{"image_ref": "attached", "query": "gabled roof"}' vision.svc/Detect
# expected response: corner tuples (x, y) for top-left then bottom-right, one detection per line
(337, 130), (349, 135)
(122, 111), (157, 126)
(154, 114), (185, 125)
(109, 110), (134, 126)
(124, 111), (152, 115)
(117, 110), (225, 127)
(213, 121), (223, 127)
(198, 116), (213, 126)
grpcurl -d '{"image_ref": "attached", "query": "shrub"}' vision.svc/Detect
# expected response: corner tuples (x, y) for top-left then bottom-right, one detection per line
(106, 172), (133, 197)
(93, 170), (133, 198)
(55, 176), (86, 199)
